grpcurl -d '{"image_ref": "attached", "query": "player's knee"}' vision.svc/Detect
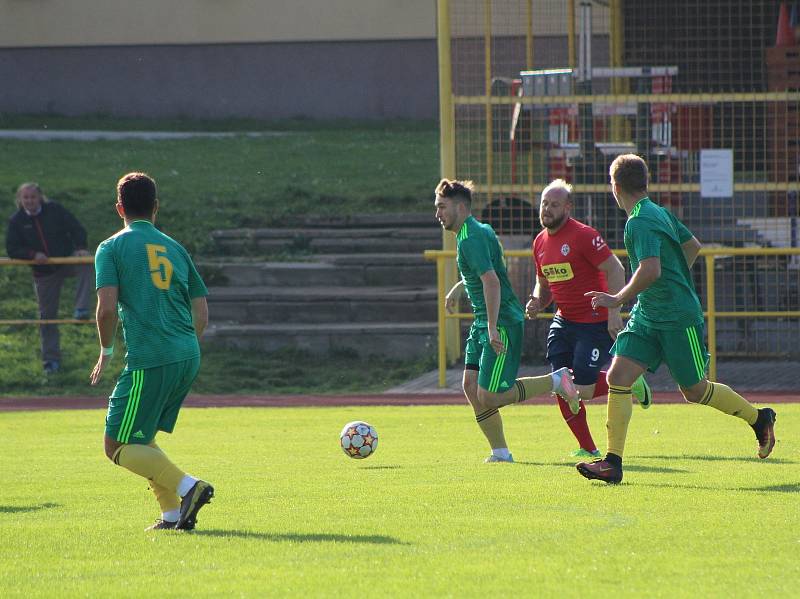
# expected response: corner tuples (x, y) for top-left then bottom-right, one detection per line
(464, 393), (486, 413)
(477, 387), (502, 409)
(681, 381), (708, 404)
(462, 379), (478, 399)
(605, 365), (636, 388)
(682, 390), (702, 404)
(104, 437), (122, 462)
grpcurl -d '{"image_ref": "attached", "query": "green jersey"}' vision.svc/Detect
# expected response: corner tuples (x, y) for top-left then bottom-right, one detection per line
(456, 215), (524, 326)
(624, 198), (703, 330)
(95, 220), (208, 370)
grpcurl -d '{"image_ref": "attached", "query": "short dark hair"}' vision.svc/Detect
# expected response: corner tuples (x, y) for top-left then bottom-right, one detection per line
(435, 178), (474, 205)
(117, 172), (157, 218)
(609, 154), (649, 195)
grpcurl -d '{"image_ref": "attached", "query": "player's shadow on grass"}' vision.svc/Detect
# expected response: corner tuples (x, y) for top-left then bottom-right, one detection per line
(741, 483), (800, 493)
(192, 529), (408, 544)
(622, 464), (690, 474)
(0, 502), (60, 514)
(359, 465), (401, 470)
(637, 454), (797, 464)
(636, 482), (800, 493)
(516, 461), (689, 474)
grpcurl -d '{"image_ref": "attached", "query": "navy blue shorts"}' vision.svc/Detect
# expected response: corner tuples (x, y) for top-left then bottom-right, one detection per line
(546, 315), (613, 385)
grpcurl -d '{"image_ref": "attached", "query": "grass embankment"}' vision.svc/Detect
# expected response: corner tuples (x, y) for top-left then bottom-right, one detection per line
(0, 117), (439, 395)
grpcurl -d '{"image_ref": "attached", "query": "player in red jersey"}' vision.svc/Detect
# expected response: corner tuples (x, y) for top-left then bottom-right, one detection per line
(526, 180), (651, 458)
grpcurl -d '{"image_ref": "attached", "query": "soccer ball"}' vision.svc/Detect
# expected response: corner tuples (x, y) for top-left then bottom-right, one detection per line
(340, 421), (378, 459)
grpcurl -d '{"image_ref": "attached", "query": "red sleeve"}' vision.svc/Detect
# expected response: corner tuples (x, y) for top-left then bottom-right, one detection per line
(581, 226), (613, 267)
(532, 236), (544, 277)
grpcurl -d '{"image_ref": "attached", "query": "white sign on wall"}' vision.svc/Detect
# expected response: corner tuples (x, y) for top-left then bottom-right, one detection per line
(700, 149), (734, 198)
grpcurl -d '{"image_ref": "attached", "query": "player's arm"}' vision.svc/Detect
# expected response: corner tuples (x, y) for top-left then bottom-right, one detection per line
(526, 275), (551, 318)
(90, 286), (118, 385)
(185, 251), (210, 338)
(444, 278), (464, 314)
(597, 254), (626, 337)
(668, 211), (700, 268)
(95, 286), (118, 348)
(597, 254), (626, 296)
(588, 257), (661, 309)
(192, 296), (209, 338)
(480, 269), (506, 354)
(615, 257), (660, 304)
(681, 236), (702, 268)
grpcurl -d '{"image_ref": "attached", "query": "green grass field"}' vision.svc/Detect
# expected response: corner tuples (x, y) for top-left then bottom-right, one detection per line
(2, 404), (797, 597)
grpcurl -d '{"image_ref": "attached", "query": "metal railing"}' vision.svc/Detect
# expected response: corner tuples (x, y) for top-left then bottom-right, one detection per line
(0, 256), (95, 325)
(424, 247), (800, 388)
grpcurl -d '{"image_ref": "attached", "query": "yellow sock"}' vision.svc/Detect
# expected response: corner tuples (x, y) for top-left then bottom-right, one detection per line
(147, 443), (180, 512)
(149, 481), (181, 513)
(515, 374), (553, 402)
(700, 382), (758, 425)
(607, 385), (633, 457)
(475, 408), (506, 449)
(112, 444), (185, 493)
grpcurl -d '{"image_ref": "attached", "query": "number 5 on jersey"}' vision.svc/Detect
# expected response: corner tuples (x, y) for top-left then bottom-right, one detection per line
(146, 243), (174, 290)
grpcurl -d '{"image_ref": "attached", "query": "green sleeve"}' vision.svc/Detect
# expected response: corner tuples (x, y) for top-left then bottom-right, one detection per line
(94, 240), (119, 289)
(459, 236), (494, 276)
(626, 218), (662, 261)
(668, 211), (694, 244)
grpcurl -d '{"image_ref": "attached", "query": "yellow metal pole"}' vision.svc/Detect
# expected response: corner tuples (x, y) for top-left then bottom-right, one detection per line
(484, 0), (493, 193)
(616, 0), (632, 140)
(567, 0), (576, 69)
(425, 246), (800, 387)
(454, 90), (800, 105)
(437, 0), (461, 374)
(705, 254), (717, 381)
(610, 0), (621, 140)
(0, 256), (93, 265)
(0, 319), (96, 325)
(526, 0), (534, 190)
(526, 0), (533, 70)
(437, 0), (455, 182)
(436, 255), (448, 388)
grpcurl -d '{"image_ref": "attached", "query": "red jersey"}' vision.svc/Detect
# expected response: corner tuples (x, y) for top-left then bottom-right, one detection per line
(532, 217), (613, 323)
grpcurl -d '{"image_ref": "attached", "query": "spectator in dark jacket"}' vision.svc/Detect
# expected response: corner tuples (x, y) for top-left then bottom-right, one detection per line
(6, 182), (94, 374)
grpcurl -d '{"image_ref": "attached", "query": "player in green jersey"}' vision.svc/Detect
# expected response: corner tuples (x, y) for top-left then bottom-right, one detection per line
(435, 179), (579, 463)
(577, 155), (777, 484)
(90, 172), (214, 529)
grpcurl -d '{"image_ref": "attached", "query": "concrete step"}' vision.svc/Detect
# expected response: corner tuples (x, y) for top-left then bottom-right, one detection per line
(281, 213), (436, 228)
(211, 226), (442, 255)
(197, 253), (436, 287)
(207, 285), (437, 323)
(203, 322), (437, 358)
(212, 236), (440, 255)
(213, 227), (441, 240)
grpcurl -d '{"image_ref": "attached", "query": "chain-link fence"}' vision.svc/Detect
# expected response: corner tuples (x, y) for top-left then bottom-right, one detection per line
(438, 0), (800, 361)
